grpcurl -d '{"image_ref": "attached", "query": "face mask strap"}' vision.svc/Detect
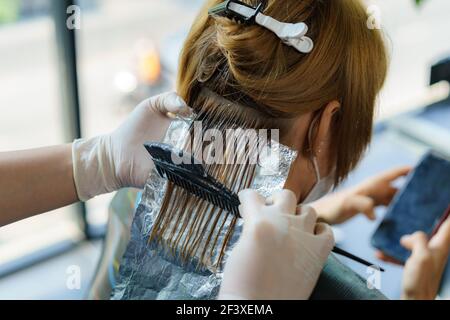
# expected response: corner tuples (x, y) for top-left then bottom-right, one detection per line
(306, 108), (327, 182)
(311, 155), (321, 181)
(306, 108), (325, 156)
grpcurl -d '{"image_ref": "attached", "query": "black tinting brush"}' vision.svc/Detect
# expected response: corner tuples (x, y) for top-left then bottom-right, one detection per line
(144, 142), (385, 272)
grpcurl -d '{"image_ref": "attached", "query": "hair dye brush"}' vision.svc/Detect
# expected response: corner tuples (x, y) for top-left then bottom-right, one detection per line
(145, 142), (384, 272)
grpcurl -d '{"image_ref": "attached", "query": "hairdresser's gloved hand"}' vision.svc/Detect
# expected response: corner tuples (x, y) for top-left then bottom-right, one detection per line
(312, 166), (411, 225)
(72, 92), (189, 201)
(399, 216), (450, 300)
(219, 189), (334, 300)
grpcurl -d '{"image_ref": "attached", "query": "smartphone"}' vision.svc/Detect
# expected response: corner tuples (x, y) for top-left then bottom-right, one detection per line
(371, 152), (450, 297)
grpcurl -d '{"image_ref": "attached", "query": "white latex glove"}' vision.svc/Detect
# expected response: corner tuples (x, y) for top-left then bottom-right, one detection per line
(219, 189), (334, 300)
(72, 92), (189, 201)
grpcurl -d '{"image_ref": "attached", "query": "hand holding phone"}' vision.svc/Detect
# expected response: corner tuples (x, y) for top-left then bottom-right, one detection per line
(371, 152), (450, 298)
(400, 210), (450, 300)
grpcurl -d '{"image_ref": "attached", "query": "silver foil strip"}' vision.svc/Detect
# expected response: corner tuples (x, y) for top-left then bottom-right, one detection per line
(111, 116), (297, 300)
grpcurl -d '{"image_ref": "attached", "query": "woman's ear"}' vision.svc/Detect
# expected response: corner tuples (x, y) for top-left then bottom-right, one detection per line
(315, 100), (341, 151)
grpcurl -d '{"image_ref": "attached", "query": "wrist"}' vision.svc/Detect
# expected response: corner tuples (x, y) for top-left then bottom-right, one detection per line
(310, 193), (342, 223)
(351, 183), (369, 197)
(72, 135), (120, 201)
(309, 200), (331, 224)
(310, 190), (353, 225)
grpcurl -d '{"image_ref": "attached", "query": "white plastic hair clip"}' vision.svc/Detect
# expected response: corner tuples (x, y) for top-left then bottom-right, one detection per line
(217, 0), (314, 54)
(254, 13), (314, 54)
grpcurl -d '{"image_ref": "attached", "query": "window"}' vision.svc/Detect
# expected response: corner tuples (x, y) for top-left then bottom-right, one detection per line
(372, 0), (450, 119)
(0, 0), (84, 275)
(0, 0), (204, 275)
(76, 0), (202, 229)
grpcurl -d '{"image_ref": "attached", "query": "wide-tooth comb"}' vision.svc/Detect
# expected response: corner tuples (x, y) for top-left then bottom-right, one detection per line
(144, 142), (385, 272)
(144, 142), (241, 216)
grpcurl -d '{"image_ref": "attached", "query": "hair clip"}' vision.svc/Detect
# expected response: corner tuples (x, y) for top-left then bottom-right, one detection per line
(208, 0), (314, 54)
(208, 0), (266, 24)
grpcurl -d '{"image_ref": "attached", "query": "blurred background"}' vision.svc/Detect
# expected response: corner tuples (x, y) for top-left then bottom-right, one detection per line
(0, 0), (449, 299)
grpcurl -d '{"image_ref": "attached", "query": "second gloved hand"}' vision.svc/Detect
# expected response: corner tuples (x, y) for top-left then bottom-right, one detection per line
(72, 92), (189, 201)
(219, 189), (334, 300)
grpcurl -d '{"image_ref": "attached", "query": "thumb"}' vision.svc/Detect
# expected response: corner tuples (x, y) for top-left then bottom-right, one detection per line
(147, 92), (189, 115)
(429, 215), (450, 254)
(345, 195), (376, 221)
(401, 232), (429, 252)
(266, 189), (297, 216)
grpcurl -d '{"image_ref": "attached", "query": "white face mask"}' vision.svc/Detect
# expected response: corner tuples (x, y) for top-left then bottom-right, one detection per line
(302, 156), (335, 204)
(300, 116), (335, 204)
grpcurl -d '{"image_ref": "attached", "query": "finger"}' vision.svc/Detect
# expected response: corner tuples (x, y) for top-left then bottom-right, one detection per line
(346, 195), (376, 220)
(294, 205), (318, 233)
(238, 189), (266, 220)
(379, 166), (412, 182)
(402, 232), (433, 271)
(380, 186), (398, 206)
(401, 232), (429, 253)
(266, 189), (297, 215)
(147, 92), (189, 115)
(430, 215), (450, 254)
(375, 250), (403, 265)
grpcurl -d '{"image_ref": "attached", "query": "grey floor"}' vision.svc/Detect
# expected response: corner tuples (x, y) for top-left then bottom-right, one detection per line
(0, 240), (102, 300)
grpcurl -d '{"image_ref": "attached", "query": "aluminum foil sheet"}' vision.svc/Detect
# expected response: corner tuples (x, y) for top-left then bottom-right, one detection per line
(111, 116), (297, 300)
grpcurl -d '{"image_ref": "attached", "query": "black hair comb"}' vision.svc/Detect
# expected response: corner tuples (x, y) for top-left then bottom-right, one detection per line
(208, 0), (267, 24)
(145, 142), (385, 272)
(145, 142), (241, 216)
